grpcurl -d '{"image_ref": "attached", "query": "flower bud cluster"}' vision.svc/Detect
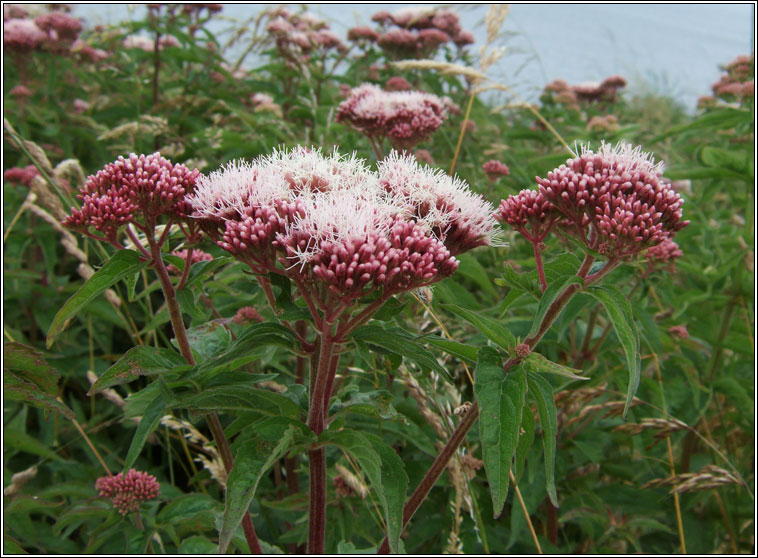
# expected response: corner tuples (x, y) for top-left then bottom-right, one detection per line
(64, 153), (200, 243)
(367, 7), (474, 58)
(482, 159), (510, 182)
(542, 75), (627, 107)
(336, 84), (448, 150)
(95, 469), (160, 515)
(496, 189), (557, 243)
(378, 152), (499, 255)
(4, 10), (84, 54)
(264, 7), (345, 63)
(530, 142), (688, 259)
(190, 148), (495, 300)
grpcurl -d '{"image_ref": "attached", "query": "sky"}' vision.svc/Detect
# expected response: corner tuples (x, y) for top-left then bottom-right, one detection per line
(73, 3), (755, 111)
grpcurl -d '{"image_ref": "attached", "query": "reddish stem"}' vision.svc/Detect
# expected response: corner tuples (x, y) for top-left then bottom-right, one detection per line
(176, 247), (193, 290)
(533, 241), (547, 293)
(148, 234), (263, 554)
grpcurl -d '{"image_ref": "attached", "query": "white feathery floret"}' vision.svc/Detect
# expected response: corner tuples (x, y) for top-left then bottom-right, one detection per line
(263, 146), (381, 196)
(189, 159), (289, 220)
(579, 141), (665, 176)
(378, 151), (499, 246)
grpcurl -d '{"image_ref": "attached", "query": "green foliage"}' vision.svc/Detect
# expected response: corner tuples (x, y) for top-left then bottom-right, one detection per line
(3, 4), (754, 555)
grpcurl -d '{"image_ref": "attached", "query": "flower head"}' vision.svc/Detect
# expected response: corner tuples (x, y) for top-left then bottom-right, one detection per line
(482, 159), (510, 182)
(4, 165), (40, 187)
(4, 18), (48, 51)
(167, 248), (213, 274)
(378, 151), (499, 255)
(64, 153), (200, 242)
(537, 142), (689, 259)
(336, 84), (448, 150)
(95, 469), (160, 515)
(496, 189), (557, 243)
(191, 147), (488, 301)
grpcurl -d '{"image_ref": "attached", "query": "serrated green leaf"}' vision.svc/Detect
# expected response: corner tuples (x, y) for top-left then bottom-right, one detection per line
(443, 304), (516, 352)
(351, 325), (449, 379)
(523, 352), (589, 381)
(47, 250), (148, 348)
(89, 346), (187, 394)
(587, 285), (640, 418)
(474, 347), (527, 517)
(514, 400), (535, 484)
(3, 342), (75, 419)
(123, 392), (167, 472)
(218, 419), (305, 553)
(171, 385), (301, 418)
(528, 275), (584, 337)
(421, 335), (478, 362)
(322, 429), (408, 553)
(526, 372), (558, 506)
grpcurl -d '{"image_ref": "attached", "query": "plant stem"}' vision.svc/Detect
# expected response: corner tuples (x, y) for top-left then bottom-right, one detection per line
(307, 325), (336, 554)
(149, 235), (263, 554)
(379, 255), (596, 552)
(534, 242), (547, 293)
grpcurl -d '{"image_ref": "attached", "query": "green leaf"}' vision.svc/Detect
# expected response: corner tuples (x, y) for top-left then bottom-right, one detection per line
(522, 352), (589, 382)
(47, 250), (147, 348)
(443, 305), (516, 352)
(321, 429), (408, 553)
(3, 342), (75, 419)
(5, 429), (64, 462)
(421, 335), (478, 362)
(586, 285), (641, 418)
(500, 263), (540, 299)
(171, 385), (301, 419)
(513, 399), (534, 484)
(528, 275), (584, 337)
(123, 392), (167, 472)
(456, 253), (499, 298)
(89, 346), (187, 394)
(526, 372), (558, 506)
(184, 321), (232, 361)
(218, 418), (305, 553)
(350, 326), (449, 378)
(331, 387), (403, 422)
(474, 347), (527, 517)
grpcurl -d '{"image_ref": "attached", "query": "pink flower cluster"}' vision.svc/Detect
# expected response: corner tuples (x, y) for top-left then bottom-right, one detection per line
(189, 148), (496, 300)
(336, 84), (448, 150)
(4, 11), (83, 53)
(482, 160), (510, 182)
(586, 114), (620, 133)
(264, 8), (345, 61)
(64, 153), (200, 243)
(543, 75), (627, 107)
(367, 7), (475, 57)
(123, 34), (180, 52)
(498, 143), (689, 261)
(95, 469), (160, 515)
(4, 165), (41, 187)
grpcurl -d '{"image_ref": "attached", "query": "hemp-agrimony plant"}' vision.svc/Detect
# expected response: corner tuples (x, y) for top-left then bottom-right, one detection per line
(55, 139), (688, 555)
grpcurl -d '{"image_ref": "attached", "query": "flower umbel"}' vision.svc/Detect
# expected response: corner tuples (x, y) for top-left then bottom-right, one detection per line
(536, 142), (689, 259)
(95, 469), (160, 515)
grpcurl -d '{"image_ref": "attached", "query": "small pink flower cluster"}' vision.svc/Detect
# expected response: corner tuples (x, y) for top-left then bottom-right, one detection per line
(336, 83), (448, 150)
(368, 7), (475, 57)
(498, 143), (689, 261)
(70, 39), (109, 62)
(167, 248), (213, 274)
(385, 76), (412, 92)
(700, 55), (754, 109)
(250, 92), (283, 116)
(586, 114), (620, 133)
(95, 469), (160, 515)
(265, 7), (345, 62)
(123, 34), (179, 52)
(482, 160), (510, 183)
(4, 11), (83, 53)
(233, 306), (264, 324)
(543, 75), (627, 108)
(64, 153), (200, 244)
(4, 165), (41, 187)
(189, 148), (496, 300)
